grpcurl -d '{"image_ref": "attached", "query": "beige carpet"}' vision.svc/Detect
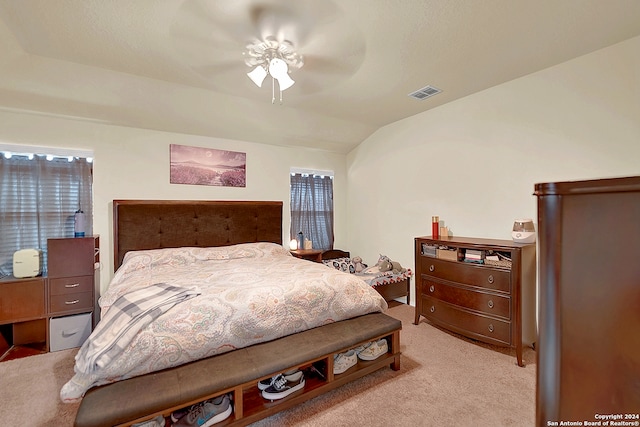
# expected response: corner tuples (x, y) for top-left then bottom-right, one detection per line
(0, 303), (535, 426)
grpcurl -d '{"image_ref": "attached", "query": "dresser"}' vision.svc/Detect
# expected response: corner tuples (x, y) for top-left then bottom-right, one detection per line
(47, 236), (99, 351)
(535, 176), (640, 426)
(414, 236), (536, 366)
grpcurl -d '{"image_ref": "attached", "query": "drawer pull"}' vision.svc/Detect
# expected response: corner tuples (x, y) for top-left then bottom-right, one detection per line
(488, 324), (494, 333)
(430, 306), (435, 313)
(429, 264), (435, 272)
(65, 283), (80, 288)
(65, 299), (80, 305)
(487, 300), (494, 309)
(429, 285), (435, 293)
(487, 275), (494, 284)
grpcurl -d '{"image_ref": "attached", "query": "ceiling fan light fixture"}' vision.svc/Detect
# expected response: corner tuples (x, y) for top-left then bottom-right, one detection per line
(247, 65), (268, 87)
(276, 71), (295, 91)
(244, 38), (303, 103)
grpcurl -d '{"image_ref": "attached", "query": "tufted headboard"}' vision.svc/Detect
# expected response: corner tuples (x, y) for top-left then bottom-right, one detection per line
(113, 200), (283, 270)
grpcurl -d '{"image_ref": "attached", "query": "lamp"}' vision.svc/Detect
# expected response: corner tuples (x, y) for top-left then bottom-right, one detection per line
(244, 37), (303, 104)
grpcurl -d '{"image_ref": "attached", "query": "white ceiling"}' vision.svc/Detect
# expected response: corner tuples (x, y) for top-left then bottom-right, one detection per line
(1, 0), (639, 153)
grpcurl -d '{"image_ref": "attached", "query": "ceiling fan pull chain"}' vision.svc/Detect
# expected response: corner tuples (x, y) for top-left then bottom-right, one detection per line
(272, 77), (276, 104)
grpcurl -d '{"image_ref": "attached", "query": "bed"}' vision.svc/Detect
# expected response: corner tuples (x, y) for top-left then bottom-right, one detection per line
(320, 249), (412, 305)
(67, 200), (402, 426)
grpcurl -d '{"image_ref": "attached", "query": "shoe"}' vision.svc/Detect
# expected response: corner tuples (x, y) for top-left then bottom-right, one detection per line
(261, 371), (305, 400)
(171, 405), (190, 423)
(357, 338), (388, 361)
(333, 350), (357, 374)
(352, 341), (373, 355)
(257, 369), (300, 391)
(172, 394), (232, 427)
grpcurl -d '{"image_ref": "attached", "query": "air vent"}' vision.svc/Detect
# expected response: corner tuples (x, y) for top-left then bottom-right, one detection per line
(408, 85), (441, 100)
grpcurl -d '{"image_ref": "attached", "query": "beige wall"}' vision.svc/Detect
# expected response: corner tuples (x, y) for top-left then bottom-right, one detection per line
(0, 113), (347, 293)
(346, 36), (640, 304)
(2, 36), (639, 304)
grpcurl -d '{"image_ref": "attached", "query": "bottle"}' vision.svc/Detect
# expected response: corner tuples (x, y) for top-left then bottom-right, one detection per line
(297, 232), (304, 250)
(74, 209), (86, 237)
(432, 216), (439, 239)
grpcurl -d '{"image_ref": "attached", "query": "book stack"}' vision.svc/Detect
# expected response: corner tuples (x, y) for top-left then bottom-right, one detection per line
(463, 249), (484, 264)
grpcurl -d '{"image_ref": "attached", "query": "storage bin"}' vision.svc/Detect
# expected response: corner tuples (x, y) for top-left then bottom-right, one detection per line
(49, 312), (92, 351)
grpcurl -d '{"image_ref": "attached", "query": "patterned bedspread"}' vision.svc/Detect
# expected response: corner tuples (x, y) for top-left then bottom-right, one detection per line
(61, 242), (387, 402)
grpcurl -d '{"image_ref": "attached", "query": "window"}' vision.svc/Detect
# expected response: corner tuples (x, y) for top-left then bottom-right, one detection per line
(290, 170), (334, 250)
(0, 148), (93, 276)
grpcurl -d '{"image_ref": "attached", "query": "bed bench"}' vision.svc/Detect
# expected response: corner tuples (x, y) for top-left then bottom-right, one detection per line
(74, 312), (402, 427)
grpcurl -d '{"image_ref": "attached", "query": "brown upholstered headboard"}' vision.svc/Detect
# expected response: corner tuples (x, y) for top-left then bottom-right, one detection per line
(113, 200), (283, 270)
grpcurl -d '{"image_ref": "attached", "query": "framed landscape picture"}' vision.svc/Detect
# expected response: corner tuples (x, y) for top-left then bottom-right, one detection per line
(170, 144), (246, 187)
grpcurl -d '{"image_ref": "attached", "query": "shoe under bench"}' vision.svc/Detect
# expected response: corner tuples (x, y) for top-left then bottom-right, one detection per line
(74, 312), (402, 427)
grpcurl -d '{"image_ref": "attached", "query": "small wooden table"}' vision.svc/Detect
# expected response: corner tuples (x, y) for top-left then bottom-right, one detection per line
(290, 249), (323, 262)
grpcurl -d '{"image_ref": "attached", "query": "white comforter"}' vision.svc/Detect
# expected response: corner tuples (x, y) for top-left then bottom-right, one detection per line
(61, 242), (387, 402)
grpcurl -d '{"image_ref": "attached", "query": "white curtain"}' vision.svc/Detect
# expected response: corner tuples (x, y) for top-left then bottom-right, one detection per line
(290, 173), (334, 250)
(0, 154), (93, 276)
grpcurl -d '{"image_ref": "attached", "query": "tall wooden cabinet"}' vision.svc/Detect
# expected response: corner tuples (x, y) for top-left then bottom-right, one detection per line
(47, 236), (99, 351)
(535, 176), (640, 426)
(414, 236), (536, 366)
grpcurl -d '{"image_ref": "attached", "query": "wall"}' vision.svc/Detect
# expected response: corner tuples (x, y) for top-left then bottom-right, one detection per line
(0, 113), (347, 293)
(346, 36), (640, 304)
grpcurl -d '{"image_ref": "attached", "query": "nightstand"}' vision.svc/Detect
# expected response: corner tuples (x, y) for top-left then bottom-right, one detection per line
(290, 249), (323, 262)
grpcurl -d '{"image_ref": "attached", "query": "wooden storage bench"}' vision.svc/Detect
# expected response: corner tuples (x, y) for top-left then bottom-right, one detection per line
(74, 312), (402, 427)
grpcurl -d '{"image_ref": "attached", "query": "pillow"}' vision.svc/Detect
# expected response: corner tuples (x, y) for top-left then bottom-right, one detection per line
(322, 257), (356, 273)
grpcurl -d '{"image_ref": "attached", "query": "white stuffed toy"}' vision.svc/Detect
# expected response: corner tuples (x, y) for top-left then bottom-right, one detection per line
(351, 256), (367, 273)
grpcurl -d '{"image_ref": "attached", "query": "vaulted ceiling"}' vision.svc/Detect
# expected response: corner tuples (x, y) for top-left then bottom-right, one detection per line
(1, 0), (639, 153)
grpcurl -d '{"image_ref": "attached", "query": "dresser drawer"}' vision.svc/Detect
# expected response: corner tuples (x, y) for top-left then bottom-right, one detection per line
(420, 295), (511, 345)
(49, 276), (93, 296)
(420, 257), (510, 292)
(49, 291), (93, 314)
(421, 278), (511, 319)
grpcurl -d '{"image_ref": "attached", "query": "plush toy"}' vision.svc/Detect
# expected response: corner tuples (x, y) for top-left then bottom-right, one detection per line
(361, 258), (392, 275)
(376, 254), (407, 274)
(351, 256), (367, 273)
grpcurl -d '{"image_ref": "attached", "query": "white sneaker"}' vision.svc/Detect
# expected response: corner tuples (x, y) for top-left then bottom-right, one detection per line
(357, 339), (388, 361)
(333, 350), (357, 374)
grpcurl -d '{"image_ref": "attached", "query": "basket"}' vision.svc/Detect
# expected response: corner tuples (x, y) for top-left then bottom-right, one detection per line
(484, 259), (512, 269)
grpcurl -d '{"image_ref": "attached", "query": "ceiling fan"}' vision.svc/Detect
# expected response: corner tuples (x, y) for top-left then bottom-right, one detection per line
(170, 0), (366, 101)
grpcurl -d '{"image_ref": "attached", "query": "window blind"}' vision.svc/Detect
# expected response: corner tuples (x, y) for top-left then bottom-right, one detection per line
(0, 154), (93, 276)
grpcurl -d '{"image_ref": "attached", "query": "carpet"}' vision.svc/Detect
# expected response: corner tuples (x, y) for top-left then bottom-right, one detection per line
(0, 303), (535, 426)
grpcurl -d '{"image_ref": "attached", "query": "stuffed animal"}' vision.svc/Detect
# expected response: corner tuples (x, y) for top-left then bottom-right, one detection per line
(351, 256), (367, 273)
(376, 254), (407, 274)
(361, 258), (392, 275)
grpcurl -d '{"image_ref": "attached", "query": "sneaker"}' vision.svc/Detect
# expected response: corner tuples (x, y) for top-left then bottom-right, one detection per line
(333, 350), (357, 374)
(352, 341), (373, 355)
(261, 371), (305, 401)
(171, 405), (190, 423)
(357, 338), (388, 361)
(257, 369), (300, 391)
(172, 394), (232, 427)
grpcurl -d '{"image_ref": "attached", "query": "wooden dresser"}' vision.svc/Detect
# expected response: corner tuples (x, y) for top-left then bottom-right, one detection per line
(535, 176), (640, 426)
(414, 236), (536, 366)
